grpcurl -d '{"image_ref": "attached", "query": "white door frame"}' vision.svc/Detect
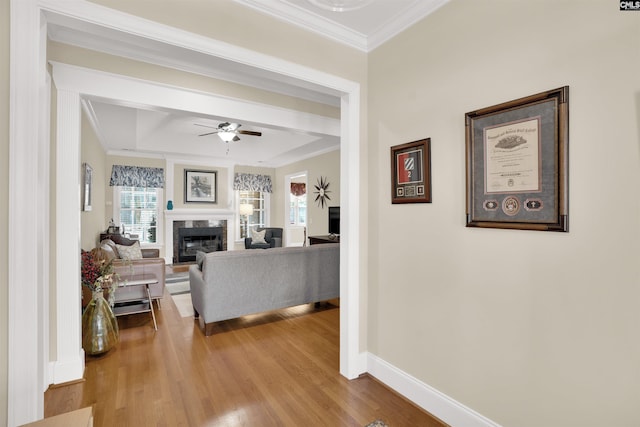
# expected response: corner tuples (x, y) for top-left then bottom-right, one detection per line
(9, 1), (363, 424)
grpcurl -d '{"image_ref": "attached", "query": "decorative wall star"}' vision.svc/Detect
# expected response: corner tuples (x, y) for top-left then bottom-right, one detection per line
(313, 176), (331, 208)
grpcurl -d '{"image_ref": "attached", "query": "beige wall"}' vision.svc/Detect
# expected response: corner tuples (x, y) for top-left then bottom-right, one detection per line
(231, 165), (275, 250)
(86, 0), (366, 84)
(172, 164), (229, 210)
(105, 155), (166, 254)
(273, 150), (341, 237)
(368, 1), (640, 426)
(47, 41), (339, 121)
(0, 0), (9, 423)
(80, 113), (108, 250)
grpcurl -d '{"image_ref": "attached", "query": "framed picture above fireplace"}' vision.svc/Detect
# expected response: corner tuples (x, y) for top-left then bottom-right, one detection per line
(185, 169), (217, 204)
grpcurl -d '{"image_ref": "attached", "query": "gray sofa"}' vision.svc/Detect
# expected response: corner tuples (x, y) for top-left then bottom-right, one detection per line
(189, 244), (339, 335)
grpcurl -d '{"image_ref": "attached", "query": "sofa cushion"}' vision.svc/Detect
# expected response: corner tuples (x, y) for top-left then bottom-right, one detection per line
(251, 228), (267, 244)
(99, 239), (119, 260)
(116, 241), (143, 260)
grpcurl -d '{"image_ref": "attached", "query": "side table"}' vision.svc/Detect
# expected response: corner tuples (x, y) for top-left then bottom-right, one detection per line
(113, 273), (159, 330)
(309, 235), (340, 245)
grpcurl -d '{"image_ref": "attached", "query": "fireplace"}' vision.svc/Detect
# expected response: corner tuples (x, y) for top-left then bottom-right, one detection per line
(172, 220), (227, 264)
(177, 227), (223, 263)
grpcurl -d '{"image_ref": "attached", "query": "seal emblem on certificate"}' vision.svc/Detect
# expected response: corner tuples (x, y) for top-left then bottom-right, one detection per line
(484, 117), (542, 195)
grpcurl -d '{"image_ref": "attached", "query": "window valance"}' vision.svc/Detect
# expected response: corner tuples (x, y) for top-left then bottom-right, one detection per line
(109, 165), (165, 188)
(290, 183), (306, 197)
(233, 173), (273, 193)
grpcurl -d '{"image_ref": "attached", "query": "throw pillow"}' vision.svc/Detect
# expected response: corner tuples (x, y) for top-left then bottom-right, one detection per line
(115, 241), (143, 260)
(251, 228), (267, 244)
(196, 251), (206, 270)
(99, 239), (119, 260)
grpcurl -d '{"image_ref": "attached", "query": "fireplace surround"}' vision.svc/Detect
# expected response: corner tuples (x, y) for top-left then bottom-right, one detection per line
(172, 219), (227, 264)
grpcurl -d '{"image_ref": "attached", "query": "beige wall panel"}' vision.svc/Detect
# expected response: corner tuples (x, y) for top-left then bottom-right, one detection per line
(173, 163), (228, 210)
(0, 0), (9, 423)
(86, 0), (366, 83)
(368, 1), (640, 426)
(80, 113), (108, 250)
(47, 42), (339, 120)
(230, 165), (275, 250)
(274, 150), (341, 238)
(106, 155), (166, 256)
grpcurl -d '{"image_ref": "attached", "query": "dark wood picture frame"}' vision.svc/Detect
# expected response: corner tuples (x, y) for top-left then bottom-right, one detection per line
(391, 138), (432, 204)
(184, 169), (217, 204)
(465, 86), (569, 231)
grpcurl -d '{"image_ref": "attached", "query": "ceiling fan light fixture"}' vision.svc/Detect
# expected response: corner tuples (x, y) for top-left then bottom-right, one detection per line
(307, 0), (374, 12)
(218, 131), (236, 142)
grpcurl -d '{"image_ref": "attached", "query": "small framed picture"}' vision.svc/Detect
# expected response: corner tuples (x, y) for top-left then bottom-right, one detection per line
(391, 138), (432, 204)
(82, 163), (92, 211)
(185, 169), (217, 204)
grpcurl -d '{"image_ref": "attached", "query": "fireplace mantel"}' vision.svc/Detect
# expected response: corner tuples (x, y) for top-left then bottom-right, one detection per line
(164, 209), (237, 264)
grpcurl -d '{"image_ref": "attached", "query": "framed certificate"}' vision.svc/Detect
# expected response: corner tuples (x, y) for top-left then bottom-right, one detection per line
(391, 138), (432, 204)
(465, 87), (569, 231)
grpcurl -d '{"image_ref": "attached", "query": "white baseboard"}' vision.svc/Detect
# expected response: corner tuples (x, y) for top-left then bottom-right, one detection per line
(366, 353), (502, 427)
(48, 349), (85, 386)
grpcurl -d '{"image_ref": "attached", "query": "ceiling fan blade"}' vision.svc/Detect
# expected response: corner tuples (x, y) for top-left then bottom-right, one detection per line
(198, 131), (219, 136)
(237, 130), (262, 136)
(194, 123), (217, 129)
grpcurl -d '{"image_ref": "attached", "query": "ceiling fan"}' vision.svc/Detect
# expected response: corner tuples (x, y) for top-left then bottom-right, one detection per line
(196, 122), (262, 142)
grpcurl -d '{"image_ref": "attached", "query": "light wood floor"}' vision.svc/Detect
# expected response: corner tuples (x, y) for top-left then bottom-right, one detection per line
(45, 291), (446, 427)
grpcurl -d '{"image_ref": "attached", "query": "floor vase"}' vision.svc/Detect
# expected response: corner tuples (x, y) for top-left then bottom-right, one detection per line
(82, 289), (119, 355)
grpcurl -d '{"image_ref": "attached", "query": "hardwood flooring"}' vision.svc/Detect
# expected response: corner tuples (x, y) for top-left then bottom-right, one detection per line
(45, 291), (446, 427)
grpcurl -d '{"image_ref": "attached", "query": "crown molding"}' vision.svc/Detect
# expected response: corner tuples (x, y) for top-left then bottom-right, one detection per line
(232, 0), (369, 51)
(232, 0), (450, 52)
(367, 0), (450, 51)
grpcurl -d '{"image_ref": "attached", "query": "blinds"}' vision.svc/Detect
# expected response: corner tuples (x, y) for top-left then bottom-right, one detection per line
(233, 173), (273, 193)
(118, 187), (158, 243)
(110, 165), (164, 188)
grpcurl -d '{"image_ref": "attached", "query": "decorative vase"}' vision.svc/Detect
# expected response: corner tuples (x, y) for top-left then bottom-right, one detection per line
(167, 200), (173, 210)
(82, 289), (119, 356)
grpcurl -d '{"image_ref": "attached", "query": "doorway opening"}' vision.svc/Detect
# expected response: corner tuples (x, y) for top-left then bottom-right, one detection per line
(285, 172), (308, 247)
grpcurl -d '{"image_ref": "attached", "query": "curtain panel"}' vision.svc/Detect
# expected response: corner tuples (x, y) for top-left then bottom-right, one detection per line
(233, 173), (273, 193)
(109, 165), (165, 188)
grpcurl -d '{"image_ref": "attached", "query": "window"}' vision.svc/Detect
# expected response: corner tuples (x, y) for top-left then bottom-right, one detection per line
(238, 190), (269, 239)
(113, 186), (162, 244)
(289, 194), (307, 226)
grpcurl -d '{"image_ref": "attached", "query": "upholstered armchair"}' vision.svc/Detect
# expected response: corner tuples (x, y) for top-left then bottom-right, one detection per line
(244, 227), (283, 249)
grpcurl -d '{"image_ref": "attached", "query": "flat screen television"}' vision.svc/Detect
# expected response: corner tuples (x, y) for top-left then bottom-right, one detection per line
(328, 206), (340, 235)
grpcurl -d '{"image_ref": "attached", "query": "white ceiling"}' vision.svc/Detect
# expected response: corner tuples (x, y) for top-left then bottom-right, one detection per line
(48, 0), (448, 166)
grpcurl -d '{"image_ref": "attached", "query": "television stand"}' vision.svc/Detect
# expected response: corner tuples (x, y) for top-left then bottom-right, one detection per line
(309, 234), (340, 245)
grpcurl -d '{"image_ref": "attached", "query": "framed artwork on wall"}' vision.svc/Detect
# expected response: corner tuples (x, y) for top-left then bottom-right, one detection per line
(390, 138), (432, 204)
(82, 163), (92, 211)
(465, 86), (569, 231)
(185, 169), (217, 204)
